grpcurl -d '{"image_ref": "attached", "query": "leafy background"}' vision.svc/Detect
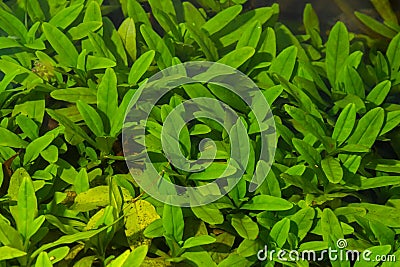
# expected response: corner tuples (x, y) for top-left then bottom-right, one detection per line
(0, 0), (400, 266)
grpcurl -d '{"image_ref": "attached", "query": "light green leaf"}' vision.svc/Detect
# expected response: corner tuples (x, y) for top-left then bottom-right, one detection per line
(16, 174), (37, 241)
(76, 100), (105, 137)
(347, 107), (384, 147)
(118, 17), (136, 61)
(51, 88), (97, 104)
(0, 8), (27, 41)
(355, 11), (397, 39)
(321, 156), (343, 183)
(182, 235), (216, 249)
(0, 246), (27, 261)
(97, 68), (118, 130)
(46, 109), (96, 147)
(163, 204), (184, 242)
(290, 207), (315, 241)
(231, 214), (259, 240)
(0, 127), (28, 148)
(332, 103), (356, 144)
(186, 23), (219, 61)
(42, 22), (78, 67)
(128, 50), (155, 85)
(386, 32), (400, 78)
(191, 205), (224, 225)
(202, 5), (242, 35)
(269, 218), (290, 247)
(36, 252), (53, 267)
(140, 25), (173, 69)
(23, 134), (55, 165)
(121, 245), (148, 267)
(217, 46), (255, 69)
(381, 110), (400, 135)
(49, 3), (83, 29)
(366, 80), (391, 106)
(326, 22), (349, 87)
(241, 195), (293, 211)
(269, 46), (297, 80)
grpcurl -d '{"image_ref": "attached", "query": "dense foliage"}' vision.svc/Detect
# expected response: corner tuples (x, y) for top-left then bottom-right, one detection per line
(0, 0), (400, 266)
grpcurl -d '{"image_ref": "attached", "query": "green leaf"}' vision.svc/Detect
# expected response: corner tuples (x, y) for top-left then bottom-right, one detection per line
(110, 89), (136, 137)
(42, 22), (78, 67)
(216, 6), (277, 47)
(97, 68), (118, 130)
(118, 18), (137, 61)
(16, 173), (37, 241)
(201, 5), (242, 36)
(231, 214), (259, 240)
(163, 204), (184, 242)
(49, 3), (83, 29)
(143, 219), (164, 238)
(182, 235), (216, 249)
(0, 8), (27, 41)
(50, 88), (97, 104)
(183, 2), (205, 28)
(346, 107), (384, 147)
(189, 163), (237, 181)
(0, 246), (26, 261)
(16, 115), (39, 140)
(36, 252), (53, 267)
(182, 248), (217, 267)
(355, 11), (397, 39)
(292, 138), (321, 167)
(349, 203), (400, 227)
(237, 239), (261, 258)
(0, 215), (24, 250)
(88, 32), (116, 60)
(365, 159), (400, 173)
(86, 56), (116, 70)
(128, 50), (155, 85)
(121, 245), (148, 267)
(339, 65), (365, 98)
(269, 218), (290, 248)
(321, 208), (343, 244)
(140, 25), (172, 69)
(269, 46), (297, 80)
(191, 205), (224, 225)
(381, 110), (400, 135)
(217, 254), (252, 267)
(326, 22), (349, 87)
(217, 47), (255, 69)
(70, 186), (110, 212)
(332, 103), (356, 144)
(0, 127), (28, 148)
(290, 207), (315, 241)
(76, 100), (105, 137)
(353, 245), (392, 267)
(31, 226), (111, 260)
(24, 134), (55, 165)
(386, 32), (400, 77)
(366, 80), (391, 106)
(46, 109), (96, 147)
(371, 0), (398, 23)
(303, 3), (322, 47)
(125, 200), (160, 249)
(236, 21), (261, 49)
(241, 195), (293, 211)
(186, 23), (219, 61)
(321, 156), (343, 183)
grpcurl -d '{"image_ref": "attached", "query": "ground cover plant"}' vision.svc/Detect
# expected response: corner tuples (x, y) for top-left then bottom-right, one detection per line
(0, 0), (400, 266)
